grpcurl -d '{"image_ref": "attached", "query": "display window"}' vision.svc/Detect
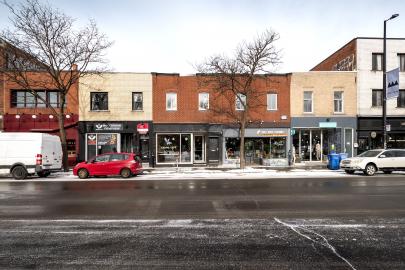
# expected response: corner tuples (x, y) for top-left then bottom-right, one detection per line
(86, 133), (119, 160)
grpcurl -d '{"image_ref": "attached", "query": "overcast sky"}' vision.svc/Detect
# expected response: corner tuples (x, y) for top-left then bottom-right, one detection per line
(1, 0), (404, 74)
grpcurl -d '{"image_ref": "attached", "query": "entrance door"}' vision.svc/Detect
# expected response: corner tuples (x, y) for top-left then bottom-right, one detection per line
(344, 129), (353, 157)
(208, 137), (219, 163)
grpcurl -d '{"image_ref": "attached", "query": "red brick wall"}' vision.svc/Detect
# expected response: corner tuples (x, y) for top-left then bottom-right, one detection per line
(152, 73), (291, 126)
(311, 39), (357, 71)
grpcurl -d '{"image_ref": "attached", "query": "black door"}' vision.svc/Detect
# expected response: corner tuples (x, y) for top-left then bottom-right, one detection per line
(208, 137), (220, 163)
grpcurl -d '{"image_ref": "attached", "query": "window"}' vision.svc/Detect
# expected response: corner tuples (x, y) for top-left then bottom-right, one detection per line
(235, 93), (246, 111)
(372, 53), (383, 71)
(132, 92), (143, 111)
(334, 91), (344, 113)
(94, 154), (110, 163)
(399, 54), (405, 72)
(267, 93), (277, 110)
(90, 92), (108, 111)
(397, 90), (405, 108)
(10, 90), (64, 108)
(110, 154), (129, 161)
(166, 93), (177, 111)
(372, 89), (383, 107)
(198, 92), (209, 110)
(303, 91), (313, 113)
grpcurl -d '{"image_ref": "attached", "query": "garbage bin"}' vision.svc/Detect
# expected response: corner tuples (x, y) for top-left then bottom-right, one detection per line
(339, 153), (348, 161)
(328, 153), (340, 170)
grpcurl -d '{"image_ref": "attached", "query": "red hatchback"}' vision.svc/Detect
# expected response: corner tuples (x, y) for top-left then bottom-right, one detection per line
(73, 153), (142, 179)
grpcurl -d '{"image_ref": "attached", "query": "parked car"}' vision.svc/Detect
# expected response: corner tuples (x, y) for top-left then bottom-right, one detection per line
(340, 149), (405, 176)
(73, 153), (142, 179)
(0, 132), (62, 179)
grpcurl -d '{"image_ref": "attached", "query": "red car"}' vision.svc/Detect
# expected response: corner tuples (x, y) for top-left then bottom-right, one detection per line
(73, 153), (143, 179)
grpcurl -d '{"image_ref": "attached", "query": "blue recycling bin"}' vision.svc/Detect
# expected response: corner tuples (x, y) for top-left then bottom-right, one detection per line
(339, 153), (348, 161)
(328, 153), (340, 170)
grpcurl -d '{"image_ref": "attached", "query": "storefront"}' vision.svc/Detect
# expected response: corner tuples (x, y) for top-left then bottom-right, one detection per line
(223, 128), (290, 167)
(78, 121), (152, 163)
(357, 117), (405, 153)
(291, 117), (356, 162)
(153, 124), (222, 166)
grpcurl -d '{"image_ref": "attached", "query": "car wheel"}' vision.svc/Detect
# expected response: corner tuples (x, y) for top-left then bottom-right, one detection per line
(383, 170), (393, 174)
(12, 166), (28, 180)
(78, 168), (89, 179)
(120, 168), (131, 178)
(364, 164), (377, 176)
(345, 170), (355, 174)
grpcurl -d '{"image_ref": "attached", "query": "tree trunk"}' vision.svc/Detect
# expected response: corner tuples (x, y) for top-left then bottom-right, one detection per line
(239, 121), (246, 169)
(58, 112), (68, 172)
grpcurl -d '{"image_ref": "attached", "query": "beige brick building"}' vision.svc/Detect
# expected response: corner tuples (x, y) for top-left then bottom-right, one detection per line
(290, 71), (357, 162)
(78, 73), (153, 162)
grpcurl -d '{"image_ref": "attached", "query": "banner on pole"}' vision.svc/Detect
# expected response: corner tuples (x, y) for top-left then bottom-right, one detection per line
(386, 68), (399, 99)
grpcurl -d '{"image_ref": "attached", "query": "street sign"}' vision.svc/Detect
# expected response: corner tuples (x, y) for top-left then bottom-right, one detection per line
(386, 124), (391, 132)
(386, 68), (399, 99)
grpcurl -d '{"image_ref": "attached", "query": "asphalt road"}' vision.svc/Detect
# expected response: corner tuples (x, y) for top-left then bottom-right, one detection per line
(1, 176), (405, 269)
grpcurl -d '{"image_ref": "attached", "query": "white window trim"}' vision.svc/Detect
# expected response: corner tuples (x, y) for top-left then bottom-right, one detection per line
(235, 93), (246, 111)
(333, 90), (344, 114)
(155, 133), (193, 165)
(198, 92), (209, 111)
(267, 93), (278, 111)
(166, 92), (177, 111)
(303, 91), (313, 113)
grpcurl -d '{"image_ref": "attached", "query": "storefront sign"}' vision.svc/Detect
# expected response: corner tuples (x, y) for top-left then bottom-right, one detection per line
(370, 131), (377, 138)
(137, 123), (149, 134)
(92, 123), (123, 131)
(319, 122), (337, 128)
(256, 130), (287, 137)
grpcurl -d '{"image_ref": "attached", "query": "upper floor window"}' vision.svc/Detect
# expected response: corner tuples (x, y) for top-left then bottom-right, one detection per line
(303, 91), (313, 113)
(132, 92), (143, 111)
(267, 93), (277, 111)
(11, 90), (64, 108)
(235, 93), (246, 111)
(372, 53), (383, 71)
(198, 92), (209, 110)
(333, 91), (344, 113)
(90, 92), (108, 111)
(372, 89), (383, 107)
(166, 92), (177, 111)
(397, 90), (405, 108)
(398, 54), (405, 72)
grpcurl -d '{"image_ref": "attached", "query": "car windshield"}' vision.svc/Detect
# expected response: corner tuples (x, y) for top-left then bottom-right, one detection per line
(357, 150), (382, 157)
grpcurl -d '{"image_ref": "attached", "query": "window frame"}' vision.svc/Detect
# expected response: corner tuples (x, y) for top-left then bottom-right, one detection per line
(372, 53), (383, 71)
(398, 53), (405, 72)
(166, 92), (177, 111)
(333, 90), (344, 113)
(303, 91), (313, 113)
(267, 93), (278, 111)
(10, 90), (64, 108)
(198, 92), (209, 111)
(235, 93), (246, 111)
(397, 89), (405, 108)
(90, 92), (109, 111)
(132, 92), (143, 111)
(372, 89), (383, 107)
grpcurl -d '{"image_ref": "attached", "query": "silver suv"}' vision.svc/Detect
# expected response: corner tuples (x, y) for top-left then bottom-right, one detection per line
(340, 149), (405, 176)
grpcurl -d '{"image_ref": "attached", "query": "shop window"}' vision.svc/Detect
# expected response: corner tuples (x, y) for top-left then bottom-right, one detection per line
(372, 89), (382, 107)
(86, 133), (118, 160)
(334, 91), (344, 113)
(398, 54), (405, 72)
(132, 92), (143, 111)
(157, 134), (180, 163)
(267, 93), (277, 111)
(180, 134), (191, 162)
(226, 138), (241, 159)
(235, 93), (246, 111)
(397, 90), (405, 107)
(91, 92), (108, 111)
(198, 92), (209, 110)
(303, 91), (313, 113)
(166, 93), (177, 111)
(270, 137), (286, 158)
(372, 53), (383, 71)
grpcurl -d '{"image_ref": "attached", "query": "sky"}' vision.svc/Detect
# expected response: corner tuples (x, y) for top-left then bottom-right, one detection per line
(1, 0), (404, 74)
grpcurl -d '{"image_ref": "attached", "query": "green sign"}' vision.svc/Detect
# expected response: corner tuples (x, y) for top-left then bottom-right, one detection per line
(319, 122), (337, 128)
(290, 129), (296, 136)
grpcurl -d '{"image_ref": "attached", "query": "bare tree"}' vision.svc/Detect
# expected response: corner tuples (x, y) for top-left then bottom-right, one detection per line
(197, 30), (281, 169)
(1, 0), (113, 171)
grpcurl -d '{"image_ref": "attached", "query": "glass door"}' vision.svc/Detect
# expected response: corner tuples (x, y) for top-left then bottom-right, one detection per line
(344, 128), (353, 157)
(194, 135), (205, 163)
(300, 129), (311, 161)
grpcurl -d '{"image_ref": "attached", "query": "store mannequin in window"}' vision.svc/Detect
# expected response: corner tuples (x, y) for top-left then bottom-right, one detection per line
(315, 142), (321, 161)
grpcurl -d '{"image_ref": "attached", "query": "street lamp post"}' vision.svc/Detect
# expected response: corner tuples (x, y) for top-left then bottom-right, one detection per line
(383, 13), (399, 149)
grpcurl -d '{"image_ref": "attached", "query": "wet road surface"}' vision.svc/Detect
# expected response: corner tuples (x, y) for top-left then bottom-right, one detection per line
(1, 176), (405, 269)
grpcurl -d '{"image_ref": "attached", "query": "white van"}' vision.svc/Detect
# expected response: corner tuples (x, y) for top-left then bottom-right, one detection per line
(0, 132), (63, 179)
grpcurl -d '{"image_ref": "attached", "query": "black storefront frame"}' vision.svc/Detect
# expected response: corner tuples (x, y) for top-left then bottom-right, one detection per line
(78, 121), (153, 164)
